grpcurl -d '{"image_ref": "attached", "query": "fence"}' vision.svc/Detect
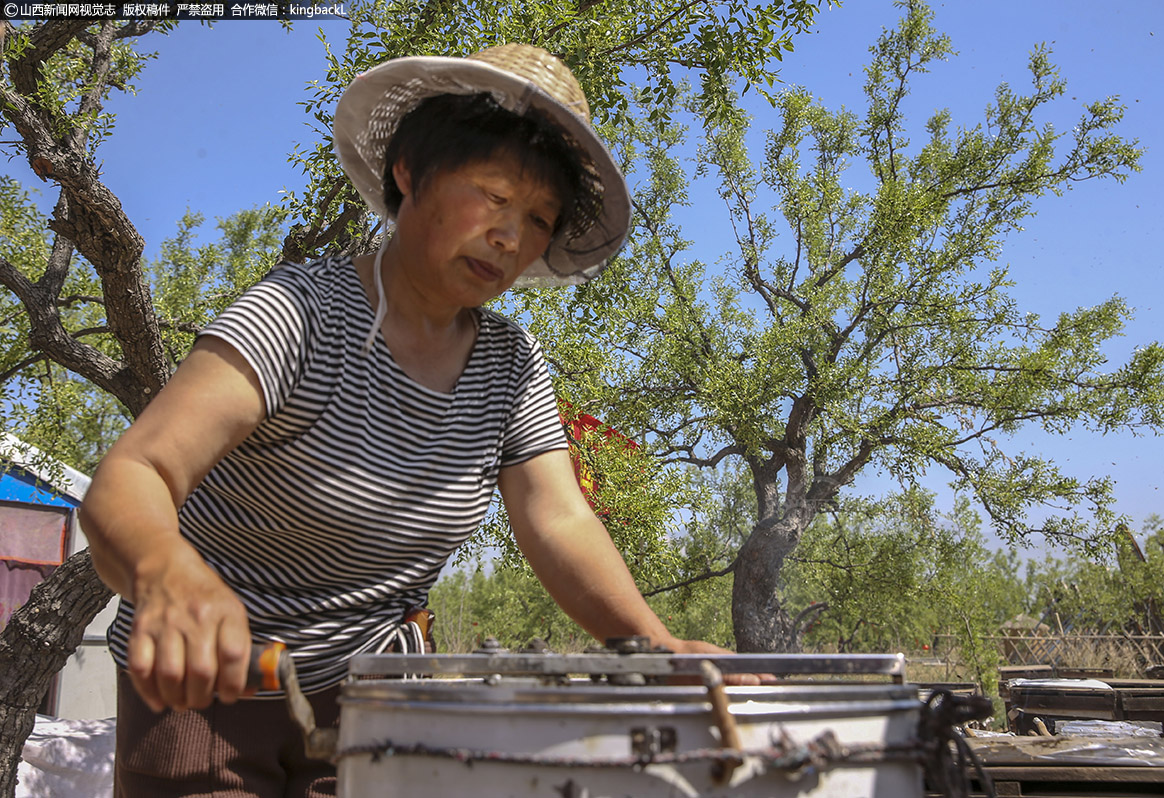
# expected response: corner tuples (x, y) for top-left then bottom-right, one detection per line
(933, 633), (1164, 677)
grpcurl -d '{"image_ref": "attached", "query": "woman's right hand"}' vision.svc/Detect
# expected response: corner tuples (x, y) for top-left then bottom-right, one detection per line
(126, 541), (253, 712)
(79, 335), (268, 713)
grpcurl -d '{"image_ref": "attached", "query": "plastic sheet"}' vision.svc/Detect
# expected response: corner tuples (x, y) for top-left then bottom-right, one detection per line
(967, 735), (1164, 768)
(1057, 719), (1163, 737)
(1007, 678), (1113, 690)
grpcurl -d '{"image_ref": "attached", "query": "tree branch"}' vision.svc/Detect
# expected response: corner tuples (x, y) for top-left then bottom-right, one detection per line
(57, 293), (105, 309)
(595, 2), (701, 62)
(72, 23), (118, 149)
(0, 251), (136, 407)
(642, 557), (737, 598)
(0, 353), (47, 384)
(793, 600), (828, 630)
(7, 20), (92, 97)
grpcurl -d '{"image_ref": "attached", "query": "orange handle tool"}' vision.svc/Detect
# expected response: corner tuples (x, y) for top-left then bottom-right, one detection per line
(247, 641), (286, 692)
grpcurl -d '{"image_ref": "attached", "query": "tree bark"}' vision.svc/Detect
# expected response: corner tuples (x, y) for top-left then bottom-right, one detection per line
(0, 550), (112, 797)
(731, 513), (806, 652)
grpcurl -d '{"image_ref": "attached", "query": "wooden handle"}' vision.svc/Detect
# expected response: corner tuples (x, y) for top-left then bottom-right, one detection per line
(701, 660), (744, 785)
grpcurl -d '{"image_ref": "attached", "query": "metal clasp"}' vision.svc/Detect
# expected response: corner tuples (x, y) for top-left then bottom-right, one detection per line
(630, 726), (678, 758)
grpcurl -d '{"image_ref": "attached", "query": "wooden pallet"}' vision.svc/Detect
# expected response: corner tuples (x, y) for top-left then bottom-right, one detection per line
(952, 736), (1164, 798)
(1004, 679), (1164, 734)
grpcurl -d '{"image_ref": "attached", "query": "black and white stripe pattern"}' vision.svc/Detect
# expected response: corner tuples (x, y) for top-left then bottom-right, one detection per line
(108, 256), (568, 692)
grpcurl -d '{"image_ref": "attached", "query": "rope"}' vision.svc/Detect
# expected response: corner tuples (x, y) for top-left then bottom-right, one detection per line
(361, 235), (391, 355)
(368, 620), (428, 679)
(919, 688), (997, 798)
(335, 731), (926, 772)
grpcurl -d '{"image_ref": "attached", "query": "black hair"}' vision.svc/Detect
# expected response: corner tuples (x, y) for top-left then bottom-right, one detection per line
(381, 93), (601, 242)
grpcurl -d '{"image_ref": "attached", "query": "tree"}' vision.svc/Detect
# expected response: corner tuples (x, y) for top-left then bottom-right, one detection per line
(428, 560), (589, 653)
(463, 400), (690, 586)
(0, 189), (285, 472)
(785, 491), (981, 652)
(499, 0), (1157, 652)
(783, 490), (1027, 693)
(0, 4), (826, 791)
(0, 20), (175, 791)
(642, 462), (757, 648)
(1024, 516), (1164, 636)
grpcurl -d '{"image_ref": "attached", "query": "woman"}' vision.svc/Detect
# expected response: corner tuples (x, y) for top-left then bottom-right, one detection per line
(80, 44), (737, 798)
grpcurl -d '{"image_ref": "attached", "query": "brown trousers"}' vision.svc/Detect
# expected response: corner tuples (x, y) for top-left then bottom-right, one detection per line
(115, 670), (340, 798)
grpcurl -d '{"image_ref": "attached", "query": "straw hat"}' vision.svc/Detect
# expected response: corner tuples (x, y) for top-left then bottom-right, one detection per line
(333, 44), (631, 286)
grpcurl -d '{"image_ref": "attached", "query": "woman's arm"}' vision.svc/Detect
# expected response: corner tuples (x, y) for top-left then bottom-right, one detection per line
(497, 448), (729, 656)
(79, 335), (267, 712)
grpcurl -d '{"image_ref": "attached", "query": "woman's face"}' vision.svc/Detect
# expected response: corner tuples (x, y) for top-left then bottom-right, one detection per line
(391, 153), (562, 307)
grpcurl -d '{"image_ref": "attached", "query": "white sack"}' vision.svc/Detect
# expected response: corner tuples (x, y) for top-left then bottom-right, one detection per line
(16, 715), (115, 798)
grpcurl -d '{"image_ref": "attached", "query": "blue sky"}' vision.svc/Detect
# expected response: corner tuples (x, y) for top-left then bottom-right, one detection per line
(10, 1), (1163, 546)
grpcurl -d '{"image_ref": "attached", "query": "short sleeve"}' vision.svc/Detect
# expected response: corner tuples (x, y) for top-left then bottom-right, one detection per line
(499, 338), (569, 466)
(198, 267), (314, 417)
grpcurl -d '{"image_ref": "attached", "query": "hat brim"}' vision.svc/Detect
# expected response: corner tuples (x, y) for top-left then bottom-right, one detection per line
(333, 56), (631, 287)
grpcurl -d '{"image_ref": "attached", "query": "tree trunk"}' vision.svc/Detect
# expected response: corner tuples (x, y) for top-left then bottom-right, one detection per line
(0, 550), (113, 797)
(731, 514), (805, 653)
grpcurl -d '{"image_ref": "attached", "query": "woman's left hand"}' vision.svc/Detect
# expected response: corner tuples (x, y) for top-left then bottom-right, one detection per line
(659, 637), (779, 686)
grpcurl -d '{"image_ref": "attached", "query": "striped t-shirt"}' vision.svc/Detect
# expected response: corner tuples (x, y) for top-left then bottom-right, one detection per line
(107, 256), (569, 692)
